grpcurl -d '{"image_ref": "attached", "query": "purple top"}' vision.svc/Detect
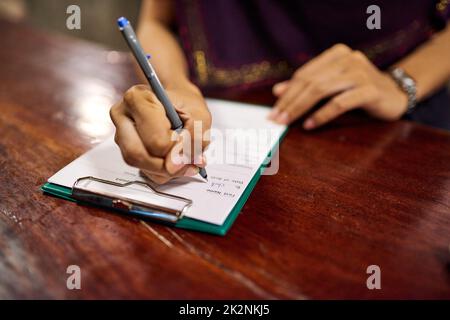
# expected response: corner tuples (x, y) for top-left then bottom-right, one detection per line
(175, 0), (450, 95)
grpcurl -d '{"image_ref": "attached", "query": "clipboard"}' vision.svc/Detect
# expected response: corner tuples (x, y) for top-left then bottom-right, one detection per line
(71, 176), (192, 224)
(41, 101), (289, 236)
(40, 149), (274, 235)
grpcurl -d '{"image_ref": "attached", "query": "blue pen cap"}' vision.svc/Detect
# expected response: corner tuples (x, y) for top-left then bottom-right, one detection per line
(117, 17), (129, 28)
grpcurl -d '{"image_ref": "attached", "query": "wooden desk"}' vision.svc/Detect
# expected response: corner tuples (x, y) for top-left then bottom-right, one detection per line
(1, 20), (450, 299)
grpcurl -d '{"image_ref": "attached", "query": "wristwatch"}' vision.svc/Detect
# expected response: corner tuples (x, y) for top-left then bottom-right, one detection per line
(388, 67), (417, 114)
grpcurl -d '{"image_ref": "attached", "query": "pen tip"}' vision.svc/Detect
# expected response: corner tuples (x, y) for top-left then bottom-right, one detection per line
(198, 167), (208, 182)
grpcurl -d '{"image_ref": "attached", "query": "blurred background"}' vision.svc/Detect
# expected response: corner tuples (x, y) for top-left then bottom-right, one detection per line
(0, 0), (142, 50)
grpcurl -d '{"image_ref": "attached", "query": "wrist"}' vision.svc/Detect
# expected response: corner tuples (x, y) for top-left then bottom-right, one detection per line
(165, 76), (201, 95)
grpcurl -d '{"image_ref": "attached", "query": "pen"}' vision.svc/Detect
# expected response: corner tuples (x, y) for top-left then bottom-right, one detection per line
(117, 16), (208, 181)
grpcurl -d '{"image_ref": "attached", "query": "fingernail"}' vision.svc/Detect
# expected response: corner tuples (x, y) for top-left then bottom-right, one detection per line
(268, 108), (280, 120)
(303, 118), (315, 130)
(276, 112), (290, 124)
(183, 166), (199, 177)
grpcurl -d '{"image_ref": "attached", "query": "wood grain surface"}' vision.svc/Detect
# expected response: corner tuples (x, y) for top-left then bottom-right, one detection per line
(1, 19), (450, 299)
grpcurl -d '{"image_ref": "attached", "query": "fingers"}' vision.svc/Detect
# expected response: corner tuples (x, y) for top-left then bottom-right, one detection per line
(111, 95), (185, 177)
(110, 103), (166, 173)
(181, 110), (212, 150)
(143, 131), (206, 184)
(272, 44), (351, 98)
(139, 141), (204, 185)
(271, 46), (353, 122)
(303, 85), (378, 130)
(270, 44), (375, 125)
(271, 79), (307, 120)
(140, 142), (203, 185)
(172, 95), (211, 165)
(291, 43), (352, 80)
(142, 172), (171, 185)
(283, 71), (367, 123)
(111, 83), (211, 184)
(123, 85), (175, 158)
(271, 70), (364, 124)
(272, 81), (290, 97)
(141, 164), (200, 185)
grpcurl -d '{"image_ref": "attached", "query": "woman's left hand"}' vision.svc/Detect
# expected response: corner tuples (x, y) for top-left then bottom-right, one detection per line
(270, 44), (409, 129)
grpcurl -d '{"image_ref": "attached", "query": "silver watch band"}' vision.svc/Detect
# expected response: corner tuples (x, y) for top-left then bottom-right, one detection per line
(389, 67), (417, 114)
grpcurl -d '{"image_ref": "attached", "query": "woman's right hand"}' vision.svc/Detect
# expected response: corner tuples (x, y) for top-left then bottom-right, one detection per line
(110, 83), (211, 184)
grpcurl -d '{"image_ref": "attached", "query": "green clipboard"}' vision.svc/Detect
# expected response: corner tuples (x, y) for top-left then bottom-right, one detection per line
(41, 130), (287, 236)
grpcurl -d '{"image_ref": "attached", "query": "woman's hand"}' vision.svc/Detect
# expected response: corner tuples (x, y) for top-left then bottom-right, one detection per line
(270, 44), (409, 129)
(110, 83), (211, 184)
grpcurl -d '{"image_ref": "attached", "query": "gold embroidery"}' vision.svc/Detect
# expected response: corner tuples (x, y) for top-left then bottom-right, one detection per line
(182, 1), (437, 87)
(437, 0), (449, 12)
(183, 0), (295, 87)
(193, 50), (208, 84)
(204, 60), (292, 87)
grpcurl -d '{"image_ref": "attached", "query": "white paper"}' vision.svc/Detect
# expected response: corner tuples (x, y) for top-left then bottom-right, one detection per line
(48, 99), (286, 225)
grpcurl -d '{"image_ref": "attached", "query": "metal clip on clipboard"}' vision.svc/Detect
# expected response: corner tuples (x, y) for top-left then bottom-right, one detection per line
(71, 176), (192, 224)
